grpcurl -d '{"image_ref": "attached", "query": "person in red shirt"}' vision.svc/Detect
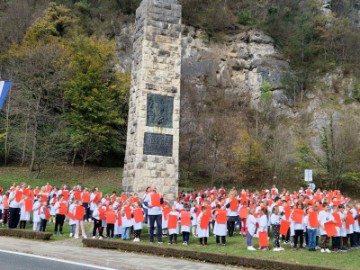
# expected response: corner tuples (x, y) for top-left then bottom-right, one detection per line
(81, 187), (91, 222)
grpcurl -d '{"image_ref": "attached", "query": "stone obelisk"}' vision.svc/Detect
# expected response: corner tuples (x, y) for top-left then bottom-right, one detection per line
(122, 0), (181, 201)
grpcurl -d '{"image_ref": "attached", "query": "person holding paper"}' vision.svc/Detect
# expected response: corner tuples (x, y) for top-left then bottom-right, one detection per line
(143, 185), (164, 244)
(306, 206), (320, 251)
(132, 202), (144, 242)
(8, 185), (21, 229)
(54, 195), (67, 235)
(197, 206), (210, 246)
(270, 206), (284, 251)
(246, 208), (257, 251)
(39, 201), (51, 232)
(213, 204), (228, 246)
(258, 207), (269, 250)
(180, 204), (191, 245)
(73, 200), (87, 239)
(19, 196), (31, 229)
(91, 201), (104, 239)
(291, 203), (305, 250)
(318, 203), (334, 253)
(167, 206), (180, 244)
(225, 189), (239, 237)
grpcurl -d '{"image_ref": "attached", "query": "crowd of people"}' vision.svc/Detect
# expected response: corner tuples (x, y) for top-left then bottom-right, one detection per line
(0, 182), (359, 253)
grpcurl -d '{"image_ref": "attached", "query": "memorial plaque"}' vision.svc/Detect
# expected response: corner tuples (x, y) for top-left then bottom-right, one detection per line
(143, 132), (173, 156)
(147, 94), (174, 128)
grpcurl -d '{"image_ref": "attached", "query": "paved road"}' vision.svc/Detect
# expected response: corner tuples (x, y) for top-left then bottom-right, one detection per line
(0, 237), (242, 270)
(0, 250), (114, 270)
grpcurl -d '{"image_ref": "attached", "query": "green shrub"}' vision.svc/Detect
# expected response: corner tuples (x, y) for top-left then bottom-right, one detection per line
(238, 10), (256, 26)
(260, 80), (272, 102)
(0, 228), (52, 240)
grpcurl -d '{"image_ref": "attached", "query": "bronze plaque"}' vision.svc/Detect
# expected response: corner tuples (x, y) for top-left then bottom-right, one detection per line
(143, 132), (173, 157)
(146, 94), (174, 128)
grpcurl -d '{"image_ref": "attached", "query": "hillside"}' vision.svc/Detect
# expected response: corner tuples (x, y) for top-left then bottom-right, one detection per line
(0, 0), (360, 193)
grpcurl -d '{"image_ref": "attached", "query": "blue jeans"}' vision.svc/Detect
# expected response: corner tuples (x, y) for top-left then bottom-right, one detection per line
(247, 232), (253, 246)
(122, 227), (130, 240)
(307, 229), (317, 250)
(148, 214), (162, 242)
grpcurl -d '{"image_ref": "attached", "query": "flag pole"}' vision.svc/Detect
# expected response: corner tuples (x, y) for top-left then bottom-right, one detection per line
(4, 81), (12, 165)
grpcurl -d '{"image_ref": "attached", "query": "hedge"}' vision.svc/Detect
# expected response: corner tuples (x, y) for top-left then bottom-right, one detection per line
(0, 228), (52, 240)
(82, 239), (340, 270)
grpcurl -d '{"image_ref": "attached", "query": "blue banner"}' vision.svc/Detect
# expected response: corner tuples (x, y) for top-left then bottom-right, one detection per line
(0, 80), (12, 110)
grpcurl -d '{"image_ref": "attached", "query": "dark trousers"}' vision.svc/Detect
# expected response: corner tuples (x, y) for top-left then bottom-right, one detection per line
(227, 217), (236, 237)
(54, 214), (65, 233)
(294, 229), (304, 248)
(199, 237), (208, 245)
(282, 228), (290, 242)
(321, 235), (330, 249)
(39, 219), (47, 232)
(92, 219), (103, 237)
(0, 209), (2, 220)
(148, 214), (162, 242)
(216, 235), (226, 245)
(134, 229), (142, 239)
(332, 236), (341, 249)
(272, 224), (280, 248)
(19, 221), (27, 229)
(8, 207), (20, 229)
(182, 231), (190, 243)
(83, 203), (90, 220)
(2, 209), (9, 225)
(143, 208), (148, 224)
(107, 223), (114, 238)
(169, 233), (178, 243)
(348, 233), (357, 247)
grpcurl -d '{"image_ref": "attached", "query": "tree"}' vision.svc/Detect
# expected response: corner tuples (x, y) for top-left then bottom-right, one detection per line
(1, 43), (69, 172)
(63, 35), (129, 171)
(299, 113), (360, 189)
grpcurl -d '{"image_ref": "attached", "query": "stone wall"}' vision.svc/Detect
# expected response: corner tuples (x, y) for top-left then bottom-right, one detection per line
(122, 0), (181, 201)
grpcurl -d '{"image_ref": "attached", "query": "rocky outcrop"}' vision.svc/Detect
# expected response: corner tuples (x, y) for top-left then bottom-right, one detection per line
(181, 27), (290, 110)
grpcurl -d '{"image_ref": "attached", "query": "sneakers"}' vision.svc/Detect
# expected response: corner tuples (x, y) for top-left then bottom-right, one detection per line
(247, 246), (256, 251)
(273, 247), (281, 251)
(133, 238), (140, 242)
(279, 247), (285, 251)
(99, 236), (103, 240)
(157, 242), (163, 244)
(69, 233), (73, 237)
(182, 241), (188, 245)
(321, 249), (325, 253)
(92, 236), (96, 239)
(325, 249), (331, 253)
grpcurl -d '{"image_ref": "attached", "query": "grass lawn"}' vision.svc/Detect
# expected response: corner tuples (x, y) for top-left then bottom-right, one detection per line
(0, 165), (122, 195)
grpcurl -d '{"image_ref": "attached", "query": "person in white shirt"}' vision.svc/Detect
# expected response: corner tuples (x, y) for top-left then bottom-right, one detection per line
(270, 206), (283, 251)
(246, 208), (257, 251)
(318, 203), (334, 253)
(8, 186), (21, 228)
(143, 185), (164, 243)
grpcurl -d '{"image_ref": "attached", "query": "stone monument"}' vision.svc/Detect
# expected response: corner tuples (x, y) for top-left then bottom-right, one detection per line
(122, 0), (181, 201)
